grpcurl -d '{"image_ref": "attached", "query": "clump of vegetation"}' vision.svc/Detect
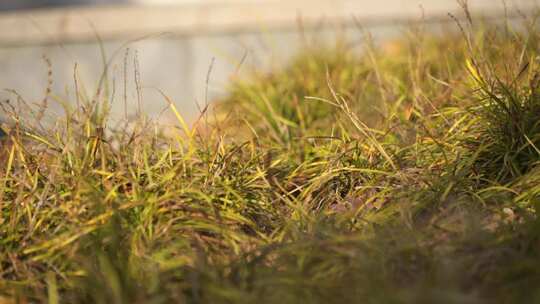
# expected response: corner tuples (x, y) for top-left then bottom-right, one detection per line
(1, 13), (540, 304)
(467, 60), (540, 181)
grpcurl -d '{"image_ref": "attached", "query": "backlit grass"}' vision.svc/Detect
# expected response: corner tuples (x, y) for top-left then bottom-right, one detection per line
(1, 14), (540, 304)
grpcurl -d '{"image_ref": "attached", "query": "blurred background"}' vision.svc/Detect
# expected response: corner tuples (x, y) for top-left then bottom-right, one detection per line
(0, 0), (537, 126)
(0, 0), (126, 11)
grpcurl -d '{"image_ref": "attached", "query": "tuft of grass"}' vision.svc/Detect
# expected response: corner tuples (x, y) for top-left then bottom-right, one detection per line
(467, 64), (540, 181)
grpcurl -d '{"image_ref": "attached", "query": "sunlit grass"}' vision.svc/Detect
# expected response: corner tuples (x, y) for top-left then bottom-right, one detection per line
(1, 14), (540, 304)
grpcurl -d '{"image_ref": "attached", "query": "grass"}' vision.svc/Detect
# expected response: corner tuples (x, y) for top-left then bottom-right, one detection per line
(1, 12), (540, 304)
